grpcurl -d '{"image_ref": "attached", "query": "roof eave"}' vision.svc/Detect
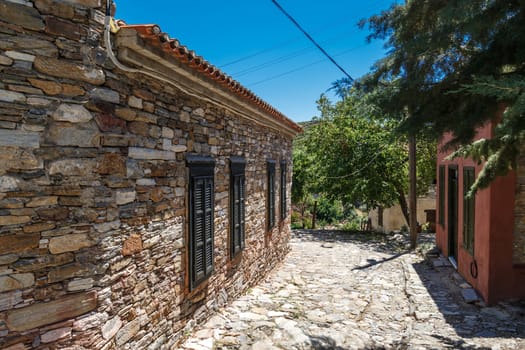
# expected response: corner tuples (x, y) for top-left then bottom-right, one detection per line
(114, 27), (302, 137)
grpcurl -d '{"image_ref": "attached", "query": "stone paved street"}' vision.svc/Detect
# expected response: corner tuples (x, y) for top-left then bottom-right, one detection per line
(181, 230), (525, 350)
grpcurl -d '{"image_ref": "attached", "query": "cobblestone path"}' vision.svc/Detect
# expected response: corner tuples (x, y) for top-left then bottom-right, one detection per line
(181, 230), (525, 350)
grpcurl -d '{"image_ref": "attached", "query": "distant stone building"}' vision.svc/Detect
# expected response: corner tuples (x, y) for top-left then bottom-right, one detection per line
(369, 189), (436, 233)
(0, 0), (301, 348)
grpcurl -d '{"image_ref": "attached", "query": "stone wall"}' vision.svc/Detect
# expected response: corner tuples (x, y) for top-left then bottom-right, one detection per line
(369, 189), (436, 233)
(0, 1), (295, 348)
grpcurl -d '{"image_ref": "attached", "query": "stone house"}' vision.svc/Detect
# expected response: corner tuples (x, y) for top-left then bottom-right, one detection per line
(0, 0), (301, 349)
(436, 119), (525, 305)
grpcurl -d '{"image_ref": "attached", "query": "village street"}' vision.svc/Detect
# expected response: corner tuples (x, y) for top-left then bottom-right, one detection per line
(181, 230), (525, 350)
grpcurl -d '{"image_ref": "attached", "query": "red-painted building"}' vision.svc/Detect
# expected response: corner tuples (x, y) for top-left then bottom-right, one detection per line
(436, 120), (525, 305)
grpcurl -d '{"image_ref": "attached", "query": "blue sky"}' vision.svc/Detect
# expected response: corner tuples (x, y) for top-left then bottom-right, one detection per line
(115, 1), (399, 122)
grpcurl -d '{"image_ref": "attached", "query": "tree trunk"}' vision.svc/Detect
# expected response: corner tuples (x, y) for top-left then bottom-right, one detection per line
(409, 134), (418, 249)
(312, 200), (318, 229)
(396, 186), (410, 227)
(300, 203), (306, 229)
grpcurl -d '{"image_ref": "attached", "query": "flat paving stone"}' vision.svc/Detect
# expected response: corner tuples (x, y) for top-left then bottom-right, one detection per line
(462, 288), (480, 303)
(181, 230), (525, 350)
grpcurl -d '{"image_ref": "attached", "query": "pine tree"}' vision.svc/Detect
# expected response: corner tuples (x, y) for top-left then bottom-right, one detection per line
(360, 0), (525, 192)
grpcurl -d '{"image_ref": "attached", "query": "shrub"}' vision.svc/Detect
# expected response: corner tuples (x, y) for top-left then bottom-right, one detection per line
(291, 211), (302, 225)
(316, 198), (344, 224)
(341, 218), (361, 232)
(303, 216), (312, 229)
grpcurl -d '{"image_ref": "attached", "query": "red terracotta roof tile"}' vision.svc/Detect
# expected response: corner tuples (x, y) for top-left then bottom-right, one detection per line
(116, 22), (302, 134)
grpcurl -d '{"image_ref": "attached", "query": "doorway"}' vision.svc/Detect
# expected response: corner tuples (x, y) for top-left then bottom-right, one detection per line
(448, 166), (458, 265)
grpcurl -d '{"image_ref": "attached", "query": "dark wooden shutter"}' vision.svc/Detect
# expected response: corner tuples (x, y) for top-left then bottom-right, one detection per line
(239, 175), (245, 249)
(463, 167), (475, 254)
(438, 165), (445, 226)
(193, 178), (206, 282)
(232, 176), (240, 254)
(187, 155), (215, 290)
(204, 178), (214, 275)
(280, 161), (287, 221)
(230, 157), (246, 258)
(267, 161), (276, 230)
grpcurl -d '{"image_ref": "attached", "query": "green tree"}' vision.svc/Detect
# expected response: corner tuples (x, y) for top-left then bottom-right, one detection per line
(295, 91), (436, 225)
(360, 0), (525, 193)
(292, 123), (318, 227)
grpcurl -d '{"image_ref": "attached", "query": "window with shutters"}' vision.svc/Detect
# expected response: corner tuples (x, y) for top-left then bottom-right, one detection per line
(187, 156), (215, 290)
(267, 160), (276, 231)
(280, 161), (287, 221)
(463, 167), (475, 255)
(230, 157), (246, 258)
(439, 165), (445, 226)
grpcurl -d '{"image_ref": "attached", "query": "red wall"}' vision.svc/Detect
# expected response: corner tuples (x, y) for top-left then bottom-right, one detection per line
(436, 121), (525, 304)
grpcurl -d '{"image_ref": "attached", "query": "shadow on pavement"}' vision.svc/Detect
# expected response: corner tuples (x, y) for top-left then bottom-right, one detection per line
(292, 229), (411, 255)
(351, 252), (408, 271)
(411, 258), (525, 340)
(309, 335), (346, 350)
(294, 229), (525, 342)
(429, 334), (492, 349)
(308, 333), (495, 350)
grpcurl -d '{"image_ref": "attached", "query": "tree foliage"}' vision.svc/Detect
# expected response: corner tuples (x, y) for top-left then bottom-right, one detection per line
(293, 91), (436, 225)
(360, 0), (525, 193)
(292, 121), (319, 204)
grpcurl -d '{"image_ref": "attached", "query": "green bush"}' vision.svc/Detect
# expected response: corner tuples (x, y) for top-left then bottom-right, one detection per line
(291, 211), (302, 225)
(340, 208), (363, 231)
(316, 198), (344, 224)
(316, 219), (329, 228)
(341, 219), (361, 232)
(291, 222), (303, 229)
(303, 216), (312, 229)
(292, 198), (365, 230)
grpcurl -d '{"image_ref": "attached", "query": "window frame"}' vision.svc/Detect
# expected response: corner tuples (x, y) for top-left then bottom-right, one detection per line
(438, 165), (446, 226)
(267, 160), (276, 231)
(187, 155), (215, 290)
(463, 167), (475, 255)
(280, 160), (287, 221)
(230, 157), (246, 259)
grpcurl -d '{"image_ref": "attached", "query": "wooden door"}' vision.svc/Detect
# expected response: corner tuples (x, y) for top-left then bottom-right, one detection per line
(448, 166), (458, 261)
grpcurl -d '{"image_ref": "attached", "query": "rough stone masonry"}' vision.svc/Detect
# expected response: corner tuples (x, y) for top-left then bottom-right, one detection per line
(0, 0), (299, 349)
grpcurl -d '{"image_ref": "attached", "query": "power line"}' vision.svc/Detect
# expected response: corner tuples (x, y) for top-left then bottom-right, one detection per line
(232, 46), (311, 77)
(248, 59), (322, 87)
(220, 36), (303, 69)
(220, 0), (390, 69)
(324, 149), (384, 180)
(271, 0), (354, 82)
(247, 43), (366, 87)
(232, 26), (367, 78)
(219, 14), (350, 69)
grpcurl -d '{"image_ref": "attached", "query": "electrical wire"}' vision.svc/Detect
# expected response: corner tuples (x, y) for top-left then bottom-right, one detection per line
(231, 26), (369, 78)
(247, 43), (367, 87)
(220, 17), (349, 69)
(220, 36), (305, 69)
(232, 46), (312, 77)
(271, 0), (354, 82)
(323, 148), (385, 180)
(220, 0), (391, 69)
(320, 141), (408, 181)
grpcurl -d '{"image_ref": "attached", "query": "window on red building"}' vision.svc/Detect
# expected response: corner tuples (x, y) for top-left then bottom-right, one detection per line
(463, 167), (475, 254)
